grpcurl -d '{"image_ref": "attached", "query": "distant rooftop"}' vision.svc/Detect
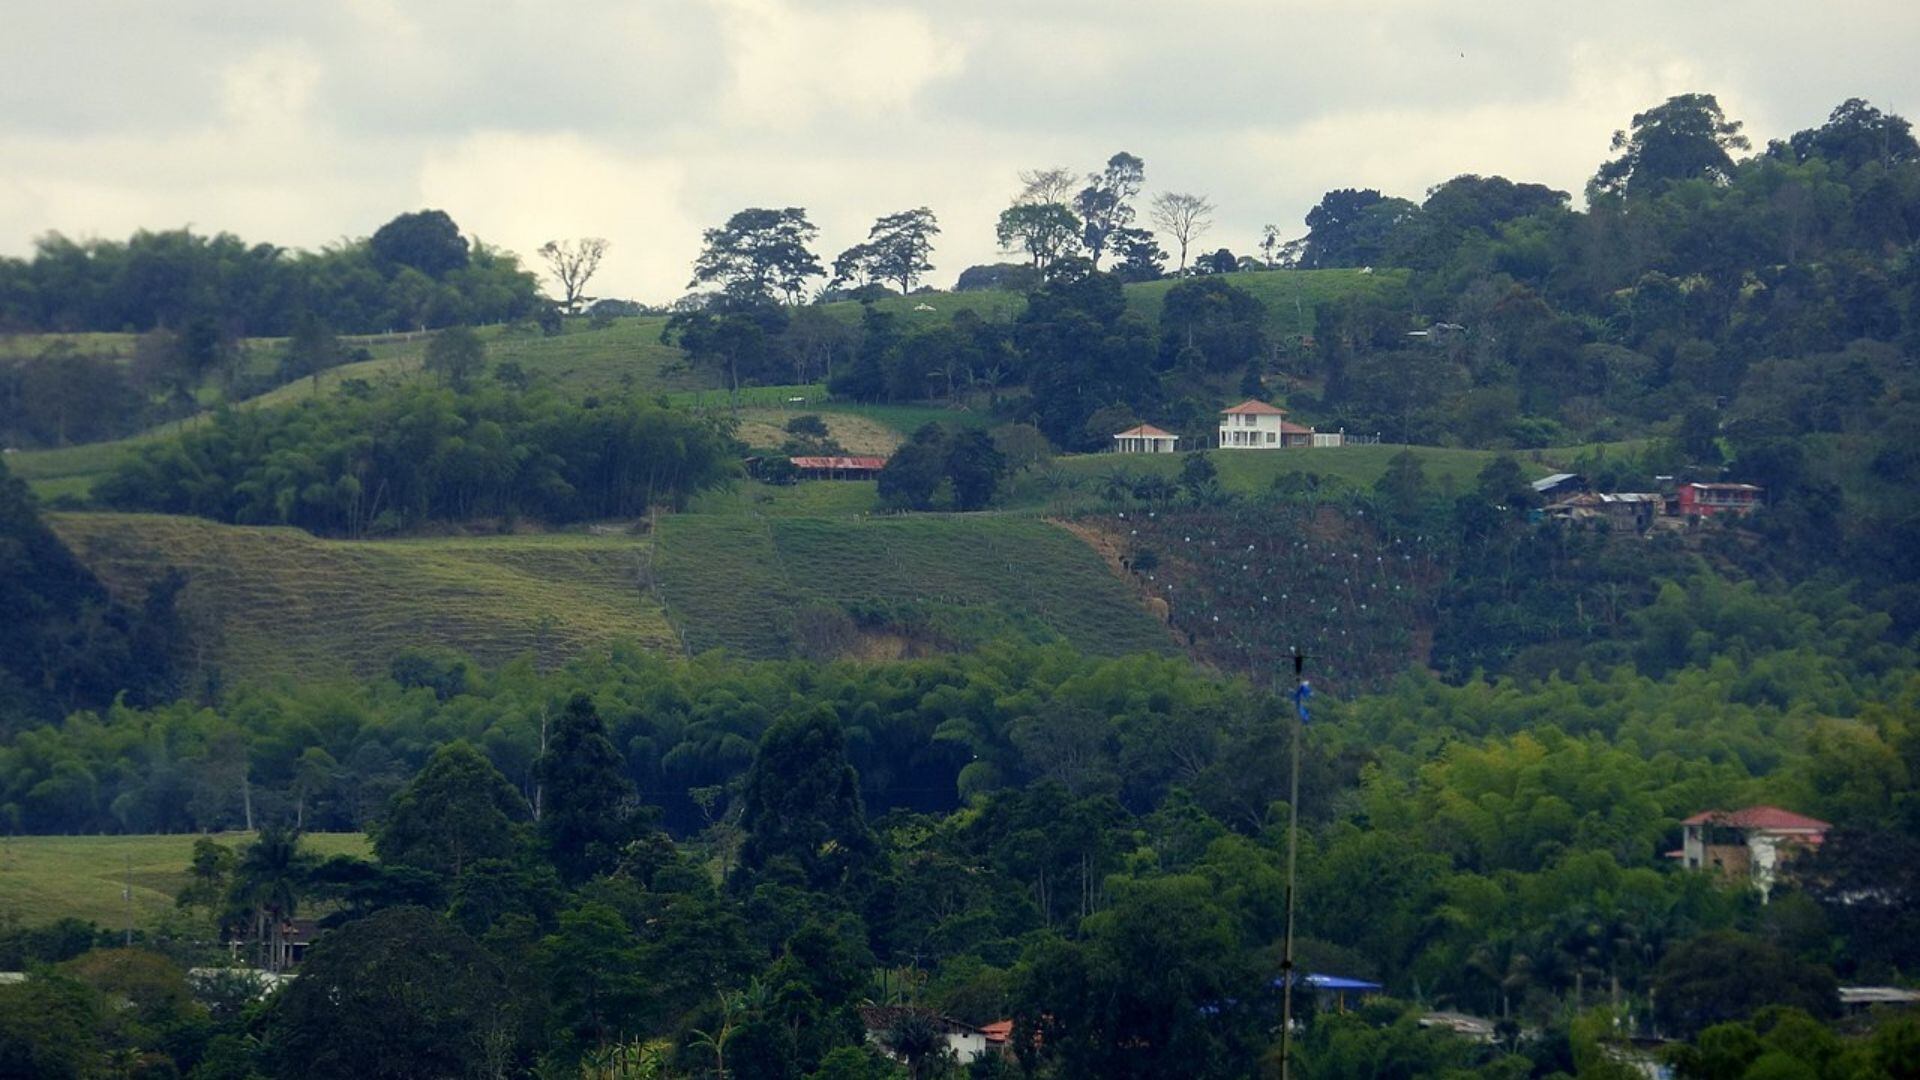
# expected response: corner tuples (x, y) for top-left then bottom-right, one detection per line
(1221, 399), (1288, 416)
(1680, 805), (1831, 832)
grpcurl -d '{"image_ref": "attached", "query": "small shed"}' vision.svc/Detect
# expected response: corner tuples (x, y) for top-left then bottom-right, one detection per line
(1112, 423), (1180, 454)
(1531, 473), (1587, 500)
(789, 455), (888, 480)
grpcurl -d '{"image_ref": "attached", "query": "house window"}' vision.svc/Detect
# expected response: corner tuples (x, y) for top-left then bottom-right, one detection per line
(1268, 432), (1276, 444)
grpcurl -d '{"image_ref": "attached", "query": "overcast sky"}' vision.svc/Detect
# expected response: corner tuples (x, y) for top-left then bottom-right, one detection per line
(4, 1), (1916, 304)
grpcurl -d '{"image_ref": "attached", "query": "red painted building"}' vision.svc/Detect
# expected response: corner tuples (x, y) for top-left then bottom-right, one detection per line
(1675, 481), (1764, 518)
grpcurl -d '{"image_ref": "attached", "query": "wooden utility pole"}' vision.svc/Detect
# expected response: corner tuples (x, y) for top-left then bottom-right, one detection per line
(1278, 647), (1311, 1080)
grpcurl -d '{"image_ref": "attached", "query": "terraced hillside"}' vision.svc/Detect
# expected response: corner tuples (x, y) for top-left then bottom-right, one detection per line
(653, 514), (1174, 659)
(49, 513), (678, 684)
(0, 832), (368, 928)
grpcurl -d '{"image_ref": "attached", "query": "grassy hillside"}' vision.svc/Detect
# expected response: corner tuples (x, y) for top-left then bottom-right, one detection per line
(0, 832), (368, 928)
(1005, 443), (1551, 511)
(7, 270), (1398, 499)
(653, 514), (1173, 659)
(49, 513), (678, 685)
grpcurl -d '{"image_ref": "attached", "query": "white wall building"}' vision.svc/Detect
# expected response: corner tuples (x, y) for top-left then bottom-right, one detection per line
(1112, 423), (1180, 453)
(1217, 399), (1331, 449)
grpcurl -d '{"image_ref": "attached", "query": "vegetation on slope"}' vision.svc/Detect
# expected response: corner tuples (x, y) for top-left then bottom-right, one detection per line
(49, 513), (677, 685)
(652, 514), (1173, 659)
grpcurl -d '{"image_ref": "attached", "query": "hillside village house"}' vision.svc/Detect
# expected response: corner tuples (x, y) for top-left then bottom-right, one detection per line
(1111, 423), (1180, 453)
(1217, 399), (1343, 449)
(1674, 805), (1830, 901)
(1676, 481), (1764, 518)
(858, 1006), (998, 1067)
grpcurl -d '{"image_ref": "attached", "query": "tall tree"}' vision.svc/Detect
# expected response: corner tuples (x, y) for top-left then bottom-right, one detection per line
(265, 906), (523, 1080)
(369, 209), (470, 278)
(373, 741), (529, 880)
(1110, 227), (1167, 283)
(537, 692), (638, 884)
(1589, 93), (1751, 200)
(538, 237), (610, 315)
(738, 706), (875, 891)
(865, 208), (940, 294)
(946, 428), (1007, 511)
(422, 324), (486, 391)
(1075, 152), (1147, 269)
(1016, 166), (1079, 206)
(280, 313), (343, 391)
(1299, 188), (1419, 268)
(996, 203), (1083, 274)
(1150, 192), (1215, 274)
(690, 207), (824, 305)
(231, 826), (314, 973)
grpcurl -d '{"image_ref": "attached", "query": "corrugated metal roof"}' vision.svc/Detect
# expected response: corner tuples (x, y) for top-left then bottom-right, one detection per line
(789, 455), (888, 470)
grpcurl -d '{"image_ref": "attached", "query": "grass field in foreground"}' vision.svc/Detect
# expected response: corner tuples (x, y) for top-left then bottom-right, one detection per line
(49, 513), (679, 684)
(653, 514), (1171, 659)
(0, 832), (368, 928)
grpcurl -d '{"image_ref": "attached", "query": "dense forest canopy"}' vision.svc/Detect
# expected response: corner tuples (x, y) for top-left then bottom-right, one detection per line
(0, 209), (545, 337)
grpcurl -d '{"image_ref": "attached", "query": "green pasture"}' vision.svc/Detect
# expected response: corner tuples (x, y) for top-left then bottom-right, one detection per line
(0, 832), (368, 929)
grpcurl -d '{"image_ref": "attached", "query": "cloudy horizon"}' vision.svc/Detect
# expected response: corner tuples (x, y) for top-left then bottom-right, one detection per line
(5, 0), (1917, 305)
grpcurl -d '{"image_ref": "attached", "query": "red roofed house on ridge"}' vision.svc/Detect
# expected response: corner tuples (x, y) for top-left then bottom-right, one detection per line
(1111, 423), (1180, 454)
(1676, 805), (1830, 901)
(1216, 399), (1342, 449)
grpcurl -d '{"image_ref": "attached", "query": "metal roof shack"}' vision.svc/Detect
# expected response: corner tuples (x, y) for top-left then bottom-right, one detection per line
(1532, 473), (1587, 498)
(789, 455), (888, 479)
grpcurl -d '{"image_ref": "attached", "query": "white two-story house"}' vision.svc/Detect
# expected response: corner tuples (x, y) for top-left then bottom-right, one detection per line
(1218, 399), (1328, 449)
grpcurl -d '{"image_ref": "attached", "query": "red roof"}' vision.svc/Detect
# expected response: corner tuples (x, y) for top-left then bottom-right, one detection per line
(981, 1020), (1013, 1044)
(1221, 399), (1288, 416)
(1115, 423), (1177, 438)
(1680, 805), (1831, 832)
(1279, 420), (1313, 435)
(789, 455), (887, 470)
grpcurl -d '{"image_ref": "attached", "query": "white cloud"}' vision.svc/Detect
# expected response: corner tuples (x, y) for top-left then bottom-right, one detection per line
(417, 133), (699, 302)
(708, 0), (966, 127)
(0, 2), (1915, 303)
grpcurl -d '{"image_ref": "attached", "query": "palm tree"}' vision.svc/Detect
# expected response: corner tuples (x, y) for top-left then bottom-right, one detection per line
(883, 1010), (947, 1080)
(231, 826), (311, 972)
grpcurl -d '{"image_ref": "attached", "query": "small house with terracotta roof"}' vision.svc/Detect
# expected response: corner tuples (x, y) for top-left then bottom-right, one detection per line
(1217, 399), (1337, 449)
(1112, 423), (1180, 454)
(1676, 805), (1830, 901)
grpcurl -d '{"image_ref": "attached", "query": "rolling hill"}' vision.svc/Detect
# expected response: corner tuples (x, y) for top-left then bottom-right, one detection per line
(48, 513), (679, 685)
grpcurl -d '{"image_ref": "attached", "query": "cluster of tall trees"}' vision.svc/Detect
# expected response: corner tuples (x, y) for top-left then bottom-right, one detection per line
(0, 547), (1915, 1073)
(0, 458), (179, 731)
(93, 373), (738, 536)
(0, 210), (546, 338)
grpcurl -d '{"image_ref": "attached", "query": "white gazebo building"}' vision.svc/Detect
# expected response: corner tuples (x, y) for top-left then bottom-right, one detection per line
(1112, 423), (1180, 453)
